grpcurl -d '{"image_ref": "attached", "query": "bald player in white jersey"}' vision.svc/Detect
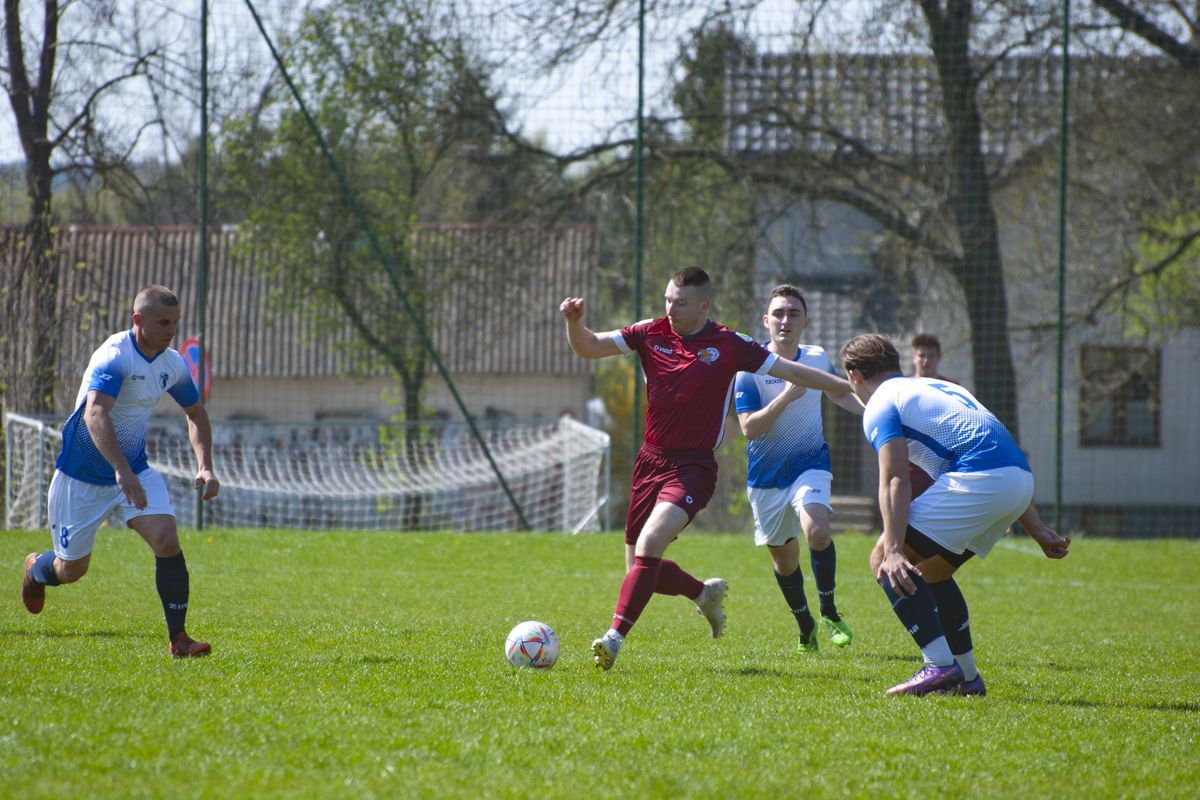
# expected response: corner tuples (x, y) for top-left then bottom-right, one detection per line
(842, 333), (1069, 697)
(735, 285), (863, 654)
(20, 285), (220, 658)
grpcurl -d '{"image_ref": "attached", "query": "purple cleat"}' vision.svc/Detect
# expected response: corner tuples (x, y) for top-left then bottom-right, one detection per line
(934, 673), (987, 697)
(954, 675), (987, 697)
(885, 663), (964, 696)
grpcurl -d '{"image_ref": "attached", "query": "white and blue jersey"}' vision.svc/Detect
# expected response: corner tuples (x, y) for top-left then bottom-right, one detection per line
(862, 376), (1030, 479)
(56, 330), (199, 485)
(735, 344), (836, 489)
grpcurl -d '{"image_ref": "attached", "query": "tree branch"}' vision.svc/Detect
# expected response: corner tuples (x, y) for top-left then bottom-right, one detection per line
(1092, 0), (1200, 68)
(1079, 225), (1200, 324)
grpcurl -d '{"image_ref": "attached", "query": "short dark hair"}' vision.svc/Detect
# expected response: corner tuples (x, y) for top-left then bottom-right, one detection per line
(842, 333), (902, 379)
(671, 265), (711, 290)
(134, 285), (179, 314)
(769, 284), (807, 316)
(911, 332), (941, 352)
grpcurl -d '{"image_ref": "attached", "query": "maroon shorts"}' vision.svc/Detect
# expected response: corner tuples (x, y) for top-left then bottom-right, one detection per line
(909, 463), (935, 499)
(625, 444), (718, 545)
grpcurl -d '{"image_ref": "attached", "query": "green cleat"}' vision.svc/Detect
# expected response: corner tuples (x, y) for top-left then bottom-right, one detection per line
(797, 629), (819, 654)
(821, 616), (853, 647)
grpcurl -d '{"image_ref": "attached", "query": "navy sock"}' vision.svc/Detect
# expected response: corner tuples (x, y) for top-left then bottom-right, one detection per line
(879, 573), (945, 649)
(155, 552), (190, 639)
(929, 578), (972, 656)
(810, 541), (838, 620)
(775, 567), (815, 637)
(31, 551), (61, 586)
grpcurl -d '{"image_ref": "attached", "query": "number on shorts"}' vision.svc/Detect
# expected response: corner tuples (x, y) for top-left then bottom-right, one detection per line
(58, 525), (69, 549)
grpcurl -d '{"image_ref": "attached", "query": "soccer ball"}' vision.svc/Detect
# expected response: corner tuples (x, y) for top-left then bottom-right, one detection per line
(504, 620), (559, 669)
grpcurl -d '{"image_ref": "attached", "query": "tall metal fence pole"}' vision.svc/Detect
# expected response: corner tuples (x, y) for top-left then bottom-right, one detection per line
(631, 0), (646, 476)
(194, 0), (210, 531)
(1055, 0), (1072, 532)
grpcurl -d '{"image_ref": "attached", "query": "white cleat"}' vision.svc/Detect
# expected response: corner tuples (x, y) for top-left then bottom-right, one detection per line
(591, 634), (621, 670)
(695, 578), (728, 638)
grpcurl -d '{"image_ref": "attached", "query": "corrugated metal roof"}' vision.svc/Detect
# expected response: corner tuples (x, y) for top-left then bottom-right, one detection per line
(724, 52), (1137, 159)
(2, 223), (597, 378)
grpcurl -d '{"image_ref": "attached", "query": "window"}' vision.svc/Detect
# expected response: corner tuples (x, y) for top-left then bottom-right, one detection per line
(1079, 346), (1161, 447)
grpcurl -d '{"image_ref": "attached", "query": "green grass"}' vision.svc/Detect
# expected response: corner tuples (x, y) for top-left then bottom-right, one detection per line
(2, 528), (1198, 799)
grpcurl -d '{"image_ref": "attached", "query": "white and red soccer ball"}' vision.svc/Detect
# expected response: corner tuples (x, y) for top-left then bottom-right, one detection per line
(504, 620), (559, 669)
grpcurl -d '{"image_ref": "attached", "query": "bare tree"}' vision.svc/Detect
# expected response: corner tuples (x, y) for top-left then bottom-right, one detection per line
(1, 1), (161, 415)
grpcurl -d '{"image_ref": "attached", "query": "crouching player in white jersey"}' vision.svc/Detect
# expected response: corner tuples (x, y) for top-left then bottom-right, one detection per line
(735, 285), (864, 654)
(841, 334), (1069, 696)
(20, 285), (220, 658)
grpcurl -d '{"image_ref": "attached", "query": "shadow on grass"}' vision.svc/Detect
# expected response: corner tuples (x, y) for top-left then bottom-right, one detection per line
(715, 665), (878, 684)
(717, 666), (792, 679)
(854, 650), (922, 664)
(1012, 696), (1200, 714)
(0, 627), (151, 640)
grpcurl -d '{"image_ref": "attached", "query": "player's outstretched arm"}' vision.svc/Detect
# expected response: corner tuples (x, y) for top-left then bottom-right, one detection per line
(183, 402), (220, 501)
(560, 297), (622, 359)
(1017, 501), (1070, 559)
(767, 357), (852, 394)
(828, 389), (865, 416)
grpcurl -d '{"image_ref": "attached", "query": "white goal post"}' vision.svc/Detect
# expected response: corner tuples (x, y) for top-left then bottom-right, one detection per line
(4, 413), (610, 533)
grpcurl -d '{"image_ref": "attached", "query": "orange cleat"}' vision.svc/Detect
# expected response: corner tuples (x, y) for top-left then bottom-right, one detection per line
(169, 630), (212, 659)
(21, 552), (44, 614)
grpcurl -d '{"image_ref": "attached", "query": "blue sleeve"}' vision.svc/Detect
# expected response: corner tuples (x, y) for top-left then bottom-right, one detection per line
(733, 372), (761, 413)
(862, 399), (904, 453)
(86, 354), (125, 398)
(168, 376), (201, 408)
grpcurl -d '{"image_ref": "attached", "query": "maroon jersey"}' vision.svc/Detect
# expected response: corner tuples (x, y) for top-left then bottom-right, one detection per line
(613, 318), (776, 450)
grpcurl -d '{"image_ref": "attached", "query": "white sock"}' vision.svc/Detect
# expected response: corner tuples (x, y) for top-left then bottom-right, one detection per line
(919, 636), (955, 668)
(955, 650), (978, 681)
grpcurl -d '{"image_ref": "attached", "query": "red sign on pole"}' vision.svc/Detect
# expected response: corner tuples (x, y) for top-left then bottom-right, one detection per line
(179, 336), (213, 400)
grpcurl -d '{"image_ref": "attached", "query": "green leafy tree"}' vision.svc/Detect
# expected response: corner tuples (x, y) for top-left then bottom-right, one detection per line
(1125, 189), (1200, 338)
(223, 0), (543, 424)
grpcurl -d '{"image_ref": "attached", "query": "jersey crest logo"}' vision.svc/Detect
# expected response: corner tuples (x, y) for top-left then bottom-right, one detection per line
(159, 372), (169, 388)
(697, 347), (720, 365)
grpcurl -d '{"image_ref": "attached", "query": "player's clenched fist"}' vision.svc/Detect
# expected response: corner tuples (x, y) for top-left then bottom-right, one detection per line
(559, 297), (585, 321)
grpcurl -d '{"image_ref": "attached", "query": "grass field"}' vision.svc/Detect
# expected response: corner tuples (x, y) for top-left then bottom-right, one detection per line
(2, 527), (1198, 799)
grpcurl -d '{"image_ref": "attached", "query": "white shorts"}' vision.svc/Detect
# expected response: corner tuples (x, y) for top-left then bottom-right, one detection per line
(909, 467), (1034, 558)
(47, 468), (176, 560)
(747, 469), (834, 547)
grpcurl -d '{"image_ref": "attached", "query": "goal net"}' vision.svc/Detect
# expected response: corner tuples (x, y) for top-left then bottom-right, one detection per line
(4, 413), (610, 533)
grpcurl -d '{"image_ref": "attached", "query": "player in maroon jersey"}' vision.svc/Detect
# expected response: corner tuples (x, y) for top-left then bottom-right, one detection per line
(560, 266), (852, 669)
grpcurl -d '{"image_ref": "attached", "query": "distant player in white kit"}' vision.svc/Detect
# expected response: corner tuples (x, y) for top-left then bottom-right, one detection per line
(20, 285), (220, 658)
(734, 285), (863, 654)
(841, 333), (1069, 696)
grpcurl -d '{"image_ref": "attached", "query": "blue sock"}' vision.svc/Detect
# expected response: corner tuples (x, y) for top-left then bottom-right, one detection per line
(155, 553), (190, 639)
(878, 573), (945, 649)
(810, 541), (838, 619)
(774, 567), (815, 637)
(929, 579), (972, 656)
(31, 551), (61, 586)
